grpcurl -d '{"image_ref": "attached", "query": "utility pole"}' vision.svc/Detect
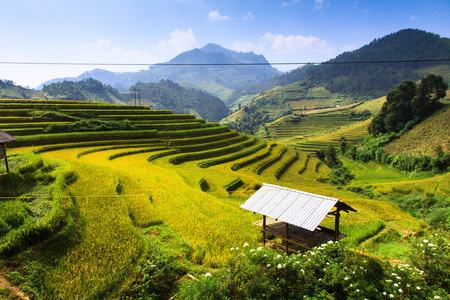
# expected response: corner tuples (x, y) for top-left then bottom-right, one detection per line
(132, 89), (141, 106)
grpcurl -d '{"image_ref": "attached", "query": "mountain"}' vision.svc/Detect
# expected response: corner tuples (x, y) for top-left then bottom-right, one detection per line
(37, 44), (282, 99)
(302, 29), (450, 98)
(225, 29), (450, 135)
(128, 80), (230, 122)
(42, 78), (126, 104)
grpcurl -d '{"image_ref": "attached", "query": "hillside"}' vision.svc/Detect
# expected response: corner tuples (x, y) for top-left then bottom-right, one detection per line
(38, 44), (282, 99)
(5, 78), (229, 122)
(0, 79), (34, 99)
(42, 78), (126, 104)
(128, 80), (230, 122)
(304, 29), (450, 98)
(226, 29), (450, 134)
(0, 98), (449, 299)
(384, 104), (450, 155)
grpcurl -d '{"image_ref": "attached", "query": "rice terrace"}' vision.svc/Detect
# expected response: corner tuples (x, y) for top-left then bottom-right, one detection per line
(1, 20), (450, 299)
(0, 91), (449, 299)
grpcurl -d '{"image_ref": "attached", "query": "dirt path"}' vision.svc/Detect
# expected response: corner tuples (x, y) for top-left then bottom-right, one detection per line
(0, 274), (30, 300)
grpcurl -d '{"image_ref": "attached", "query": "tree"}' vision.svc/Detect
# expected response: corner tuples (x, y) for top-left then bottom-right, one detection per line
(412, 74), (447, 117)
(368, 74), (448, 135)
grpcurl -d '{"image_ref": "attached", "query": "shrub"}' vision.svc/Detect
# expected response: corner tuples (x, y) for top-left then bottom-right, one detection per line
(409, 233), (450, 293)
(178, 241), (449, 299)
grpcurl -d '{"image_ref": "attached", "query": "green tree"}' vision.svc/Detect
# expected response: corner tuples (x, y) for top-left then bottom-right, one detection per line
(369, 74), (448, 135)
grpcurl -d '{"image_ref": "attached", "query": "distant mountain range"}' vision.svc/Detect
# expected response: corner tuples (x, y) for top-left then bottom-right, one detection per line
(37, 44), (282, 99)
(226, 29), (450, 107)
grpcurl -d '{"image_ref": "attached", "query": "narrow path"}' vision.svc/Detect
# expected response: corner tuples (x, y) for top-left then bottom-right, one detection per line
(0, 274), (30, 300)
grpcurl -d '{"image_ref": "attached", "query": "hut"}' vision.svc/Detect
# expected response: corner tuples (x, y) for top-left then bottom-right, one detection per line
(0, 130), (17, 173)
(240, 183), (357, 254)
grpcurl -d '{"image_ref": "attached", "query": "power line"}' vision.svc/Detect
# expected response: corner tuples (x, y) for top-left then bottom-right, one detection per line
(0, 59), (449, 67)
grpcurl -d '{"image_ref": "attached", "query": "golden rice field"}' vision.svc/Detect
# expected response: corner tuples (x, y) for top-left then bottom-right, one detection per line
(0, 99), (440, 298)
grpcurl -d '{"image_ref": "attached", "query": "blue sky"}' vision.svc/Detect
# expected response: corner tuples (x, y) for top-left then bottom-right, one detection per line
(1, 0), (449, 88)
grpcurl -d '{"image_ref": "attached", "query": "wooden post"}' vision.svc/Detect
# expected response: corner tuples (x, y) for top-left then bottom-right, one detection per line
(334, 208), (341, 241)
(5, 156), (9, 173)
(262, 215), (266, 246)
(311, 231), (315, 248)
(285, 223), (289, 255)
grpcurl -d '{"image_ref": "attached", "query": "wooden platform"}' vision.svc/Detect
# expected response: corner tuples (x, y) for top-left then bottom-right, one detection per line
(253, 217), (346, 250)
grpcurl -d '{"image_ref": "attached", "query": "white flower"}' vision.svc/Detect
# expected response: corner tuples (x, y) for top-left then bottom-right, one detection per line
(416, 286), (421, 290)
(423, 239), (429, 243)
(391, 273), (398, 276)
(350, 284), (353, 287)
(383, 292), (387, 295)
(230, 247), (234, 251)
(394, 283), (399, 287)
(344, 277), (349, 281)
(250, 249), (255, 253)
(267, 264), (271, 267)
(356, 289), (360, 293)
(276, 254), (282, 259)
(328, 240), (333, 244)
(205, 272), (212, 277)
(428, 243), (435, 247)
(243, 243), (249, 247)
(326, 262), (330, 266)
(398, 288), (403, 293)
(257, 247), (262, 251)
(434, 296), (441, 299)
(389, 294), (394, 298)
(310, 252), (316, 255)
(396, 276), (401, 280)
(277, 263), (283, 269)
(263, 254), (267, 257)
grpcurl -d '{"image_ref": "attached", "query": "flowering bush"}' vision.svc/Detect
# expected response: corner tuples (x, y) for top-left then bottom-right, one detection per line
(409, 233), (450, 292)
(178, 240), (449, 299)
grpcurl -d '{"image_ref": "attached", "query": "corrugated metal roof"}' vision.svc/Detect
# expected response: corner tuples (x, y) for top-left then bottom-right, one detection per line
(0, 130), (16, 143)
(240, 183), (353, 232)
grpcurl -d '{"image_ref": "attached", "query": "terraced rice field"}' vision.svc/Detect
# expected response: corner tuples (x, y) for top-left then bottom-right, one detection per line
(0, 99), (431, 298)
(293, 119), (371, 154)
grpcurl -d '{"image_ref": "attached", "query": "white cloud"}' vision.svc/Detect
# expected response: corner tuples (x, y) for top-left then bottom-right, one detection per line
(314, 0), (324, 10)
(261, 33), (333, 55)
(156, 28), (198, 55)
(232, 32), (335, 71)
(410, 15), (419, 21)
(243, 11), (254, 20)
(208, 10), (231, 21)
(282, 0), (300, 7)
(88, 28), (198, 66)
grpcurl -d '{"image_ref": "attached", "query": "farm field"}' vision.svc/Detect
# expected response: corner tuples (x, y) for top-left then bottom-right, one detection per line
(384, 105), (450, 155)
(0, 99), (445, 298)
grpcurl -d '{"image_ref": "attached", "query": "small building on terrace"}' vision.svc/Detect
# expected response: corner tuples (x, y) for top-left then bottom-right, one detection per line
(0, 130), (16, 173)
(240, 183), (357, 254)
